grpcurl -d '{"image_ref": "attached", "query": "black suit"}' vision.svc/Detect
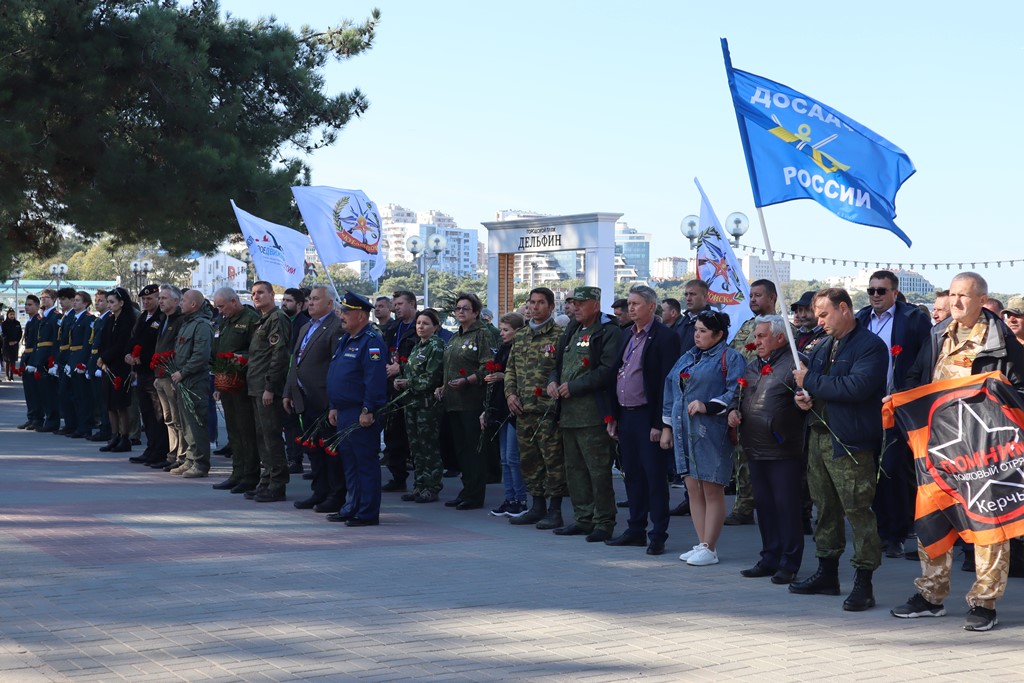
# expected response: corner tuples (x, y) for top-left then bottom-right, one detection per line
(855, 301), (932, 547)
(285, 313), (344, 504)
(610, 319), (681, 544)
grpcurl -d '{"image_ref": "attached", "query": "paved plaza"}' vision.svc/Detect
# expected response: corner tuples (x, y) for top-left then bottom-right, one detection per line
(0, 381), (1022, 681)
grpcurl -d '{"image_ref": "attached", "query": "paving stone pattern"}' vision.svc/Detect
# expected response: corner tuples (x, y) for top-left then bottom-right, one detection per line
(0, 382), (1021, 681)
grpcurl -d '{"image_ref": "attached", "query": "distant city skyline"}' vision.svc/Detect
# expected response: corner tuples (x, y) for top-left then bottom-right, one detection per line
(218, 1), (1024, 294)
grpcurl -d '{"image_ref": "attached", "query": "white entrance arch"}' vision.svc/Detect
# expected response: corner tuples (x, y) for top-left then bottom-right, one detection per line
(481, 212), (622, 315)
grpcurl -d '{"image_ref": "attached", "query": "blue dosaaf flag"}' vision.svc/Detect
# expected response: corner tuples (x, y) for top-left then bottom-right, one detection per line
(722, 38), (916, 246)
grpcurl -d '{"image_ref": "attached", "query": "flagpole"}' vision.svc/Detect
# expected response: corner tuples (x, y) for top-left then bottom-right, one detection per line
(755, 207), (803, 370)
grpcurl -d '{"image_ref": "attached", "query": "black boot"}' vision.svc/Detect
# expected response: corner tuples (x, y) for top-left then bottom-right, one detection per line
(843, 568), (876, 611)
(510, 496), (547, 525)
(535, 496), (564, 530)
(789, 557), (840, 595)
(110, 435), (132, 453)
(99, 435), (120, 452)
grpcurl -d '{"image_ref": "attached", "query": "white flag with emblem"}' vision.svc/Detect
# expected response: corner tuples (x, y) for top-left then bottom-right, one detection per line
(694, 179), (753, 343)
(291, 185), (387, 281)
(231, 200), (310, 289)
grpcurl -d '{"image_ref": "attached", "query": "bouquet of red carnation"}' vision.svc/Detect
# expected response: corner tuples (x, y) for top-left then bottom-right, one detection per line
(212, 352), (247, 393)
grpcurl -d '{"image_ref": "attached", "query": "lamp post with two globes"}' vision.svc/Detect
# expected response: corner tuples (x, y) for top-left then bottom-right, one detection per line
(405, 233), (447, 309)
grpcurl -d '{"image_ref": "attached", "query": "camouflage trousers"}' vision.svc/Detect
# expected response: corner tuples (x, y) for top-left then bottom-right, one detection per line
(562, 425), (617, 533)
(731, 443), (754, 516)
(404, 398), (444, 495)
(515, 411), (567, 498)
(915, 540), (1009, 610)
(806, 427), (881, 570)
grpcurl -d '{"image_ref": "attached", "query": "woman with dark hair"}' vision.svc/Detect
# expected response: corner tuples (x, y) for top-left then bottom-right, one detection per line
(394, 309), (447, 503)
(96, 287), (138, 453)
(2, 309), (22, 380)
(435, 292), (500, 510)
(661, 310), (746, 567)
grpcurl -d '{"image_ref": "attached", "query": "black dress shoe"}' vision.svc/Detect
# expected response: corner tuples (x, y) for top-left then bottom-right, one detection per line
(669, 501), (691, 516)
(128, 455), (149, 463)
(86, 432), (111, 442)
(604, 533), (646, 547)
(326, 512), (353, 522)
(345, 518), (379, 527)
(553, 523), (591, 536)
(302, 472), (314, 480)
(110, 437), (132, 453)
(99, 437), (120, 452)
(293, 497), (324, 510)
(254, 490), (286, 503)
(455, 501), (482, 510)
(68, 432), (87, 439)
(381, 479), (407, 492)
(37, 425), (59, 433)
(213, 445), (232, 456)
(149, 460), (172, 469)
(444, 499), (463, 508)
(17, 421), (30, 429)
(24, 423), (37, 431)
(244, 488), (267, 500)
(771, 569), (797, 585)
(211, 479), (238, 490)
(229, 483), (252, 494)
(585, 529), (611, 543)
(288, 461), (303, 475)
(741, 563), (776, 578)
(314, 499), (342, 513)
(130, 438), (142, 446)
(646, 540), (666, 556)
(616, 500), (630, 508)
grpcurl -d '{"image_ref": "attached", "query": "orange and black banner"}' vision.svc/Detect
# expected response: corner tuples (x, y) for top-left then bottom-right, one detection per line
(883, 371), (1024, 559)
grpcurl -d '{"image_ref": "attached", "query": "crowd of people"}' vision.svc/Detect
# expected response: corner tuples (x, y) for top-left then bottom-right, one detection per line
(6, 270), (1024, 631)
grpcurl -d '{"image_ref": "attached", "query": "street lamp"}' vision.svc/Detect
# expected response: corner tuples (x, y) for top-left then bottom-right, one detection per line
(130, 259), (153, 292)
(11, 267), (24, 318)
(49, 263), (68, 287)
(680, 215), (700, 249)
(405, 233), (447, 308)
(725, 212), (750, 248)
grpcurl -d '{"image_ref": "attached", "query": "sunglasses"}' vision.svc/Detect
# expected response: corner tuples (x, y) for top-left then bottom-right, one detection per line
(866, 287), (890, 296)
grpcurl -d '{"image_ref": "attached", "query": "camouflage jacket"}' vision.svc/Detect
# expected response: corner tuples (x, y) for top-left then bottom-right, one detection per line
(442, 319), (500, 413)
(505, 317), (562, 414)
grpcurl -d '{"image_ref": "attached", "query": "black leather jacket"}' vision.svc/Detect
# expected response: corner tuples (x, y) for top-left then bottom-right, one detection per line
(737, 348), (808, 461)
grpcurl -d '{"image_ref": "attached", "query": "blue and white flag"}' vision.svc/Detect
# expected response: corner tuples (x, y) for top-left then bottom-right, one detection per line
(722, 39), (915, 246)
(694, 179), (752, 344)
(231, 201), (310, 289)
(291, 186), (386, 281)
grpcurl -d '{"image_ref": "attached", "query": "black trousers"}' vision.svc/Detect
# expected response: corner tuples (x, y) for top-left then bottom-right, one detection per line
(383, 405), (409, 484)
(71, 373), (94, 435)
(618, 406), (671, 544)
(748, 458), (805, 573)
(138, 372), (167, 458)
(874, 435), (915, 543)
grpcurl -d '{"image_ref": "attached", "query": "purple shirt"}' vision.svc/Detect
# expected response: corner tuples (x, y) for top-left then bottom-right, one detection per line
(616, 318), (653, 407)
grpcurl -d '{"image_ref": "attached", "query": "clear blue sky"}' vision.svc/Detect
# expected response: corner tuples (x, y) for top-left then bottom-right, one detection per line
(220, 0), (1024, 294)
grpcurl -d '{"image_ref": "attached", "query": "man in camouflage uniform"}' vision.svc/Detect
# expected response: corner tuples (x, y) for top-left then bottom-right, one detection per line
(245, 280), (292, 502)
(211, 287), (261, 492)
(725, 278), (780, 526)
(170, 289), (214, 477)
(547, 286), (620, 542)
(506, 287), (566, 529)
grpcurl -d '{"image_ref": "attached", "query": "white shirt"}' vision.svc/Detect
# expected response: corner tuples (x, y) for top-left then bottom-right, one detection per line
(869, 303), (896, 389)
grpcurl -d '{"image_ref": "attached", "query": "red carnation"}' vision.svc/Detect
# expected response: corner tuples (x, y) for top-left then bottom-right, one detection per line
(237, 357), (248, 366)
(131, 345), (142, 358)
(533, 387), (543, 397)
(34, 371), (41, 380)
(679, 372), (691, 380)
(47, 356), (54, 368)
(745, 343), (756, 351)
(485, 360), (496, 372)
(891, 345), (903, 357)
(582, 357), (590, 367)
(318, 438), (325, 448)
(603, 415), (614, 424)
(113, 377), (123, 390)
(737, 377), (748, 388)
(761, 364), (774, 376)
(75, 363), (86, 371)
(459, 368), (467, 376)
(326, 447), (338, 457)
(294, 436), (302, 444)
(493, 363), (503, 372)
(399, 356), (408, 364)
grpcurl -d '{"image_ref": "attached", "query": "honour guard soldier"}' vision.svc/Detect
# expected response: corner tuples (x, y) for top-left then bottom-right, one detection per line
(66, 292), (96, 438)
(54, 287), (77, 434)
(18, 295), (41, 430)
(326, 292), (387, 526)
(30, 289), (61, 432)
(127, 285), (167, 464)
(86, 291), (112, 441)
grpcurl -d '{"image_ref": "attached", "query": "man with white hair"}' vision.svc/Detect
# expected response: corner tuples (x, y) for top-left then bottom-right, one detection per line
(170, 289), (215, 477)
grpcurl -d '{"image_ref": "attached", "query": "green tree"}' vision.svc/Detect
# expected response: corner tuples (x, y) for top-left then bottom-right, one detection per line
(0, 0), (380, 274)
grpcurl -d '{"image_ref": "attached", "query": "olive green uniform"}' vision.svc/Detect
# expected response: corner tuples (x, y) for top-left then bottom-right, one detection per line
(442, 320), (500, 506)
(216, 306), (261, 487)
(505, 318), (566, 498)
(554, 318), (621, 534)
(173, 307), (214, 472)
(246, 306), (292, 495)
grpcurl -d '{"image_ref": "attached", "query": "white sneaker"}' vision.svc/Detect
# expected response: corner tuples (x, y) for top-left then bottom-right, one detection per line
(686, 544), (719, 566)
(679, 544), (702, 562)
